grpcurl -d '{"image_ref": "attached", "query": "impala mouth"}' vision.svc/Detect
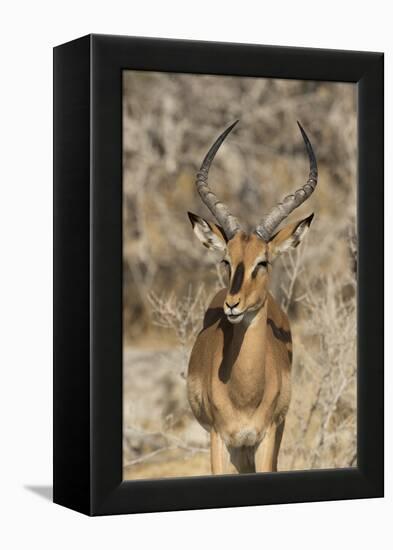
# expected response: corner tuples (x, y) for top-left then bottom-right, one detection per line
(227, 311), (245, 324)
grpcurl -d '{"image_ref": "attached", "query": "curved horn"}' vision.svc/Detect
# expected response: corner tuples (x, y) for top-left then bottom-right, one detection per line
(196, 121), (241, 239)
(255, 121), (318, 241)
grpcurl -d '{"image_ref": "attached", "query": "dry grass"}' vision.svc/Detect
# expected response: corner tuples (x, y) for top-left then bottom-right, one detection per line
(122, 71), (357, 479)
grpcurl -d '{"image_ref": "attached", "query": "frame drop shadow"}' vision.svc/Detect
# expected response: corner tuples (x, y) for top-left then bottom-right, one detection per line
(24, 485), (52, 501)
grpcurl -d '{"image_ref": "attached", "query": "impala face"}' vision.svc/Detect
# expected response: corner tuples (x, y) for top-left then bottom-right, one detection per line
(188, 212), (314, 324)
(222, 232), (269, 324)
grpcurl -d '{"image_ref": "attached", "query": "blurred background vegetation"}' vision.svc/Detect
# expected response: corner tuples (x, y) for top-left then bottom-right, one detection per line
(122, 71), (357, 480)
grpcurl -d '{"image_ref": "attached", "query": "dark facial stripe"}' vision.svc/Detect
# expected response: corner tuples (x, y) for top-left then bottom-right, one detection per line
(229, 262), (245, 295)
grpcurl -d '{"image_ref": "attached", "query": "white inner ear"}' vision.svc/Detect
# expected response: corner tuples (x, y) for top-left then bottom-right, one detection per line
(277, 220), (310, 255)
(193, 219), (226, 252)
(291, 219), (310, 246)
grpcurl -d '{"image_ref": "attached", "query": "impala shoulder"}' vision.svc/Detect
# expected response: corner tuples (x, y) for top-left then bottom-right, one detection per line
(202, 288), (227, 330)
(266, 293), (291, 339)
(209, 288), (227, 308)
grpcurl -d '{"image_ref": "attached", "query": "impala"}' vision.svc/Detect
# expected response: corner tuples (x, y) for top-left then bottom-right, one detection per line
(186, 120), (317, 474)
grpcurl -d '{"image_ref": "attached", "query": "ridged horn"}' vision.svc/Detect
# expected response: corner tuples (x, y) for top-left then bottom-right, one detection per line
(196, 121), (241, 239)
(255, 121), (318, 241)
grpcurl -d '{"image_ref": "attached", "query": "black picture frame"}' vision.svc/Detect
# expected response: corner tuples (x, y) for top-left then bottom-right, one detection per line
(53, 34), (384, 516)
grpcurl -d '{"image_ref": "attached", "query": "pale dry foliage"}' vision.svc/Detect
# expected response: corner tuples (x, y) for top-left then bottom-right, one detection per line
(147, 286), (210, 377)
(122, 71), (357, 479)
(278, 249), (357, 470)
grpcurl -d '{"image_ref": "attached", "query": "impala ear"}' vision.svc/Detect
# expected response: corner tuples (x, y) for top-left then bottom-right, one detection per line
(268, 213), (314, 259)
(188, 212), (227, 252)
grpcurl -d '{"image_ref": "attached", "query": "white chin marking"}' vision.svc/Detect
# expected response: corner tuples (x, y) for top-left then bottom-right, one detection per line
(227, 314), (244, 324)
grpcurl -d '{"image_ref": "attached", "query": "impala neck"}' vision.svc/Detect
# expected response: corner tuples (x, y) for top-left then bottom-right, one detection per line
(220, 297), (269, 405)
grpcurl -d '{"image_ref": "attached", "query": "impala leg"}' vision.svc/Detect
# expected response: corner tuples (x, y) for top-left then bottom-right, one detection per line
(210, 429), (224, 474)
(210, 430), (235, 474)
(254, 422), (281, 472)
(272, 420), (285, 471)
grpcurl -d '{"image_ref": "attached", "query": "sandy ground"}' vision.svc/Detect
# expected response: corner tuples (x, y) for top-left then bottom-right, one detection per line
(123, 347), (211, 480)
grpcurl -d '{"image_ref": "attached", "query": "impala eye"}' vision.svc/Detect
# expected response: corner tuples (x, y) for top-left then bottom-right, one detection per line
(221, 259), (231, 277)
(252, 260), (268, 279)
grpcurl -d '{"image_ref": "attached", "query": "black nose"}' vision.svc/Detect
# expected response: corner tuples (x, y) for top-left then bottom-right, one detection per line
(226, 300), (240, 310)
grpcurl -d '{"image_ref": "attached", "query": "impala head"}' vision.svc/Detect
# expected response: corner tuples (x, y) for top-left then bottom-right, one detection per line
(188, 120), (317, 324)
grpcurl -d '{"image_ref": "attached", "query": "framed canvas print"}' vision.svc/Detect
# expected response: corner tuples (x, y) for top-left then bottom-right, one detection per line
(53, 34), (383, 515)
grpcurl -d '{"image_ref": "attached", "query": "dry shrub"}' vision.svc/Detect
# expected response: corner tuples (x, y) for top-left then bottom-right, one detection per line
(278, 251), (357, 470)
